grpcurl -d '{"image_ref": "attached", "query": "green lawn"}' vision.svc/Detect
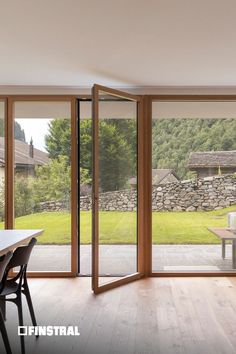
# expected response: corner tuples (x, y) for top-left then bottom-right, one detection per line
(15, 212), (71, 244)
(2, 206), (235, 244)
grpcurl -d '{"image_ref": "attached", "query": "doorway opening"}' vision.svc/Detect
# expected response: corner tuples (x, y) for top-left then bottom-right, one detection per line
(78, 87), (142, 288)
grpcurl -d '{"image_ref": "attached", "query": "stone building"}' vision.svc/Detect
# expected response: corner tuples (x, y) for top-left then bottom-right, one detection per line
(129, 168), (179, 188)
(188, 150), (236, 178)
(0, 137), (49, 178)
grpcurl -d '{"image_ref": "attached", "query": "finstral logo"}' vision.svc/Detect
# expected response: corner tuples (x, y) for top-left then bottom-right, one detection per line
(18, 326), (81, 336)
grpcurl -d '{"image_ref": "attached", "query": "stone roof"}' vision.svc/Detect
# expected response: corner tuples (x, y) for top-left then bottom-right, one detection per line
(0, 137), (49, 167)
(188, 151), (236, 168)
(129, 169), (179, 185)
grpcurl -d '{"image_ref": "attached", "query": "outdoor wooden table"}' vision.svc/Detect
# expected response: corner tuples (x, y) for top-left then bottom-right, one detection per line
(0, 229), (43, 257)
(208, 228), (236, 269)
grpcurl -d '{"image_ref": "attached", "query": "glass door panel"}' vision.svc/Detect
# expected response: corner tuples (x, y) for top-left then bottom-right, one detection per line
(152, 100), (236, 273)
(79, 100), (92, 275)
(13, 100), (73, 272)
(92, 85), (143, 293)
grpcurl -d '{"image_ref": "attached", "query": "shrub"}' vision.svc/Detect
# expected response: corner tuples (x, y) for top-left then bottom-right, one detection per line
(15, 176), (34, 217)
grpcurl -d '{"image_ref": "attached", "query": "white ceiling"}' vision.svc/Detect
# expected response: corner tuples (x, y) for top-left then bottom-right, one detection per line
(1, 0), (236, 88)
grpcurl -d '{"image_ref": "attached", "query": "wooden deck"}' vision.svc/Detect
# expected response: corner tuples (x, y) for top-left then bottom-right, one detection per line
(2, 277), (236, 353)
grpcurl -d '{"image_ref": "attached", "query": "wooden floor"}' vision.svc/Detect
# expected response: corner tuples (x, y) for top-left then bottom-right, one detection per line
(2, 277), (236, 354)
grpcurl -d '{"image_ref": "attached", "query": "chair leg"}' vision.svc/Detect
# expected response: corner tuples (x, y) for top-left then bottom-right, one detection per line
(0, 309), (12, 354)
(0, 298), (6, 321)
(16, 295), (25, 354)
(23, 282), (38, 338)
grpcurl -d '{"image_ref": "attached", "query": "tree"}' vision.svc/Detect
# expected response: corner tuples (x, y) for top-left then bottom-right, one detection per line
(80, 120), (93, 177)
(33, 156), (71, 203)
(15, 176), (34, 217)
(80, 119), (134, 191)
(80, 168), (91, 185)
(106, 119), (137, 175)
(45, 119), (71, 159)
(152, 118), (236, 179)
(45, 118), (136, 191)
(0, 120), (25, 141)
(99, 121), (133, 191)
(14, 121), (26, 141)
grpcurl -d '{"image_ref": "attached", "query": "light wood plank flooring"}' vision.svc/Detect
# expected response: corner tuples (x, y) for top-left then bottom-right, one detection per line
(1, 277), (236, 354)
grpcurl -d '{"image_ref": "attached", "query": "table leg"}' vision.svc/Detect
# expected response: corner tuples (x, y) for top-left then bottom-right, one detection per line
(222, 239), (226, 259)
(232, 240), (236, 269)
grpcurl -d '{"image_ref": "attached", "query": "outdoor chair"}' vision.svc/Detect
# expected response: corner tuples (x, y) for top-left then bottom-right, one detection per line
(0, 238), (38, 354)
(0, 252), (13, 354)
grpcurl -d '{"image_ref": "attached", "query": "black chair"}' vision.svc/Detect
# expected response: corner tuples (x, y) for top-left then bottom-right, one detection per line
(0, 252), (13, 354)
(0, 238), (38, 354)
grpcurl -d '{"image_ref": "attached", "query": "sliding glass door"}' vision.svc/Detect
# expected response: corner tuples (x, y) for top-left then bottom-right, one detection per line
(92, 85), (144, 293)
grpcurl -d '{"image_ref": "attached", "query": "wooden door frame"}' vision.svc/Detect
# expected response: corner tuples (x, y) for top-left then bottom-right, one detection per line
(92, 84), (145, 294)
(148, 94), (236, 276)
(5, 95), (78, 277)
(3, 92), (236, 279)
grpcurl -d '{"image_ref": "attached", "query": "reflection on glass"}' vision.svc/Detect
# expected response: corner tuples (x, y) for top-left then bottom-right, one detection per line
(14, 101), (72, 272)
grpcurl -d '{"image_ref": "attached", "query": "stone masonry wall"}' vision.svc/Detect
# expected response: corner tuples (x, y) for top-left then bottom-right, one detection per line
(39, 200), (70, 212)
(152, 174), (236, 212)
(80, 189), (137, 211)
(80, 174), (236, 212)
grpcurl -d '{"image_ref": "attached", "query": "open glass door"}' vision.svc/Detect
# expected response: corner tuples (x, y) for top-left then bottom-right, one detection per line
(92, 84), (144, 294)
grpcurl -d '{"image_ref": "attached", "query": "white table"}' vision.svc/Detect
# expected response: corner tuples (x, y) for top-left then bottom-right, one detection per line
(0, 229), (43, 256)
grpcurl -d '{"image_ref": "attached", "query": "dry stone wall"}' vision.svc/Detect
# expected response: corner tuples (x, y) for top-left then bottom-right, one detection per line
(39, 174), (236, 212)
(39, 200), (70, 212)
(80, 189), (137, 211)
(79, 174), (236, 212)
(152, 174), (236, 211)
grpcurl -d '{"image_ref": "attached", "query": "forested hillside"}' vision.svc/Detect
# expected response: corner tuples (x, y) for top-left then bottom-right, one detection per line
(78, 117), (236, 191)
(152, 118), (236, 179)
(0, 120), (25, 141)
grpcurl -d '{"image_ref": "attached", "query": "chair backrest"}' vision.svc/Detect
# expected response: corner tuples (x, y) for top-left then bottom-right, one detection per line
(7, 237), (37, 270)
(0, 252), (12, 282)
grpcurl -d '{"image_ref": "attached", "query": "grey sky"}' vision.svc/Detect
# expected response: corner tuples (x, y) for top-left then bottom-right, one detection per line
(16, 118), (52, 152)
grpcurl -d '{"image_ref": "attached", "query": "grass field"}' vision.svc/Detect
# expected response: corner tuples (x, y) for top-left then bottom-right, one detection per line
(0, 205), (234, 244)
